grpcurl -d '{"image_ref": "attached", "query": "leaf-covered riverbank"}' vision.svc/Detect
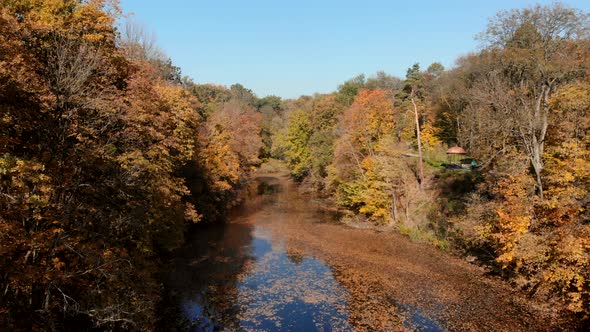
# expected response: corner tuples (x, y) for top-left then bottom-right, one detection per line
(159, 161), (577, 331)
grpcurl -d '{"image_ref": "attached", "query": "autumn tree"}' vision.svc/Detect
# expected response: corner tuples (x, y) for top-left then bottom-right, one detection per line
(308, 95), (344, 184)
(438, 3), (590, 317)
(471, 3), (590, 198)
(0, 1), (265, 329)
(277, 109), (312, 180)
(365, 71), (402, 91)
(120, 18), (166, 62)
(330, 89), (400, 222)
(256, 95), (284, 157)
(196, 89), (263, 213)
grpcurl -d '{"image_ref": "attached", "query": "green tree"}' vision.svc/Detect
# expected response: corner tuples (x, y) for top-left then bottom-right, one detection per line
(335, 74), (365, 106)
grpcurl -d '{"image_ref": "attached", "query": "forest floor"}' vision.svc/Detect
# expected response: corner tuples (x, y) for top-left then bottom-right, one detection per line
(244, 160), (572, 331)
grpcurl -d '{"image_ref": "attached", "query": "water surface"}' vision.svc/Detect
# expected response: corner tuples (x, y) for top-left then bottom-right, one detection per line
(158, 174), (442, 331)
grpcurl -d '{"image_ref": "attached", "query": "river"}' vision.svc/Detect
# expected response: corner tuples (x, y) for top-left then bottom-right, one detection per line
(157, 163), (560, 331)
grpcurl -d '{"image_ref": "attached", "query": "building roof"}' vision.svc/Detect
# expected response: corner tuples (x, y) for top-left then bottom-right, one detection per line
(446, 146), (467, 154)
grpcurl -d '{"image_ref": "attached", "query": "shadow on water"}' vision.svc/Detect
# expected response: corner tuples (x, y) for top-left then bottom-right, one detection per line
(157, 175), (444, 331)
(156, 218), (255, 331)
(255, 177), (282, 195)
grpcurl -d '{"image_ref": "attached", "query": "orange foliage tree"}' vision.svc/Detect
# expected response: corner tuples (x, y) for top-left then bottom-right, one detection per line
(0, 1), (263, 329)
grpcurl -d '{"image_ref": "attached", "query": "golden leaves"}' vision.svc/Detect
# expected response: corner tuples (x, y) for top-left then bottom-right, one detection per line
(51, 257), (65, 271)
(490, 175), (534, 268)
(344, 89), (395, 150)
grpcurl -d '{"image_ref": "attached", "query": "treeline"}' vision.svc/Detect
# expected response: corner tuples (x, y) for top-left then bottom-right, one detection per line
(272, 3), (590, 320)
(0, 0), (270, 330)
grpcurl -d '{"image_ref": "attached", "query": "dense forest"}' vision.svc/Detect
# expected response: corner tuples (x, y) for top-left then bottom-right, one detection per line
(0, 0), (269, 329)
(1, 0), (589, 330)
(272, 4), (590, 323)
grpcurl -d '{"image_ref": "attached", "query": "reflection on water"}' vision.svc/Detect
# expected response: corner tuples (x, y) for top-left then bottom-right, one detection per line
(157, 217), (252, 331)
(400, 303), (444, 332)
(157, 175), (350, 331)
(159, 225), (349, 330)
(235, 228), (350, 331)
(256, 180), (282, 195)
(158, 175), (443, 331)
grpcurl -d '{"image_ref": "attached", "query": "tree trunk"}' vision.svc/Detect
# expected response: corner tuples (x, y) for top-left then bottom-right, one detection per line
(391, 192), (399, 223)
(529, 84), (550, 200)
(530, 132), (545, 200)
(411, 96), (425, 190)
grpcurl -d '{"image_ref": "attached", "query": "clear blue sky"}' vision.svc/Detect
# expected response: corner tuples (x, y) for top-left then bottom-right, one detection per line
(119, 1), (590, 99)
